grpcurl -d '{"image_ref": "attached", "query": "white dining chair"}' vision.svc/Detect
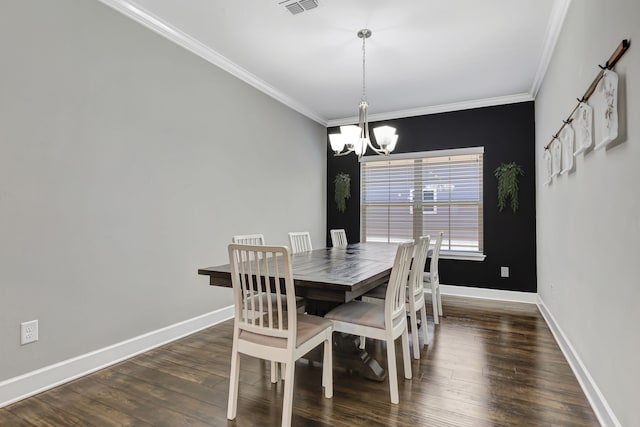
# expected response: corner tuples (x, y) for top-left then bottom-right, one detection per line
(424, 232), (444, 324)
(324, 240), (414, 404)
(361, 235), (431, 359)
(330, 229), (348, 248)
(288, 231), (312, 254)
(227, 244), (333, 427)
(232, 233), (304, 383)
(232, 233), (265, 245)
(233, 234), (278, 382)
(233, 234), (308, 314)
(405, 235), (431, 358)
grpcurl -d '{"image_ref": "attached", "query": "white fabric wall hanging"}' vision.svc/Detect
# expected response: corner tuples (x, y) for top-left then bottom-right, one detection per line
(543, 149), (553, 185)
(560, 124), (575, 174)
(573, 102), (593, 154)
(595, 69), (619, 150)
(551, 139), (562, 178)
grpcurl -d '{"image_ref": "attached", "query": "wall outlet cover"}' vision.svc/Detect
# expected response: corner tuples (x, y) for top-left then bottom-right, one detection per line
(21, 320), (39, 345)
(500, 266), (510, 278)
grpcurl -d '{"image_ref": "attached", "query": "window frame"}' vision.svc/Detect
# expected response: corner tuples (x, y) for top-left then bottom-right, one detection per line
(359, 146), (486, 261)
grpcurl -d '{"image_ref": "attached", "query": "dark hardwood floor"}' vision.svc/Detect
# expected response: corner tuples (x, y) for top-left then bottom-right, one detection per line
(0, 296), (600, 426)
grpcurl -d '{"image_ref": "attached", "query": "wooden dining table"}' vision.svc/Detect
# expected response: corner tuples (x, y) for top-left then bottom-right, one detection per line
(198, 242), (400, 381)
(198, 242), (399, 303)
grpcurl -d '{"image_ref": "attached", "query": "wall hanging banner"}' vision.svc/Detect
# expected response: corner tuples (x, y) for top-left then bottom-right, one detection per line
(544, 39), (629, 153)
(573, 102), (593, 154)
(595, 69), (619, 150)
(560, 123), (575, 174)
(551, 139), (562, 178)
(543, 149), (553, 185)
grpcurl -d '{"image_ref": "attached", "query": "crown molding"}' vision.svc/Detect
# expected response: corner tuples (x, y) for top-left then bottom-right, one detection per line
(98, 0), (327, 125)
(326, 93), (534, 127)
(529, 0), (572, 97)
(99, 0), (562, 129)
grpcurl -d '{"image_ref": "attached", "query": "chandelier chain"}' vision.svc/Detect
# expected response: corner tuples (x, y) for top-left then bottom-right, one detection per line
(361, 33), (366, 102)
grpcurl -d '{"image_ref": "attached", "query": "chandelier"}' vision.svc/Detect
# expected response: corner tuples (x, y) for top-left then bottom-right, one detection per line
(329, 29), (398, 158)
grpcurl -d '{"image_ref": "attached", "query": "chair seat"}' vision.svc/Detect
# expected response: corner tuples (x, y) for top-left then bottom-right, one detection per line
(363, 284), (413, 303)
(239, 314), (332, 349)
(325, 300), (402, 329)
(363, 284), (387, 300)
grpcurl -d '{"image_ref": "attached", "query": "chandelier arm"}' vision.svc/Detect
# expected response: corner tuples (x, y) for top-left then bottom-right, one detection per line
(333, 149), (355, 157)
(366, 140), (389, 155)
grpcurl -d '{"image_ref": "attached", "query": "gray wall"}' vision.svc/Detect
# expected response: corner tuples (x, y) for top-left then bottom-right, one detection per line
(535, 1), (639, 425)
(0, 0), (326, 381)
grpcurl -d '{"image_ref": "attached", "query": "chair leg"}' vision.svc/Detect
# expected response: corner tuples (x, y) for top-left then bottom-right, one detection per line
(323, 335), (333, 398)
(436, 284), (443, 317)
(386, 336), (399, 404)
(431, 285), (440, 324)
(410, 310), (420, 360)
(359, 335), (366, 350)
(227, 344), (241, 420)
(281, 360), (295, 427)
(420, 305), (429, 345)
(401, 326), (412, 380)
(271, 361), (279, 383)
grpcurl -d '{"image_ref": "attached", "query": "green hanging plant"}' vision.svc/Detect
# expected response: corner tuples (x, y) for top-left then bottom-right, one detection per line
(334, 173), (351, 213)
(494, 162), (524, 213)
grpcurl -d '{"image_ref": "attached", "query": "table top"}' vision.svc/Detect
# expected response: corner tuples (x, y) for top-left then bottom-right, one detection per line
(198, 242), (399, 303)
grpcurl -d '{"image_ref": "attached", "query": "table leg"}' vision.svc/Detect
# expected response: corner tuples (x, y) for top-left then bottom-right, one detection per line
(305, 339), (386, 382)
(332, 333), (386, 382)
(304, 299), (387, 382)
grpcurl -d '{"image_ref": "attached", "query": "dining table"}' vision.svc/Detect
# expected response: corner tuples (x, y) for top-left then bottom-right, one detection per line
(198, 242), (400, 381)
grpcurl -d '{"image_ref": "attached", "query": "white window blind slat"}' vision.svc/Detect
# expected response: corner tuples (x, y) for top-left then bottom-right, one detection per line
(361, 149), (484, 253)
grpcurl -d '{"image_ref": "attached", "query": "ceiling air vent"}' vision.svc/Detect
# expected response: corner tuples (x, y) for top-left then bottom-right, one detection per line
(285, 3), (304, 14)
(299, 0), (318, 11)
(280, 0), (318, 15)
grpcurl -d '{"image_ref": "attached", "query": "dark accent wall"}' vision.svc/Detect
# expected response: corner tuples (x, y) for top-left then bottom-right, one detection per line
(326, 101), (537, 293)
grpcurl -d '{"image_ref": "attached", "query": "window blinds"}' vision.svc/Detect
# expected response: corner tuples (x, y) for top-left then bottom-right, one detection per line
(361, 150), (484, 253)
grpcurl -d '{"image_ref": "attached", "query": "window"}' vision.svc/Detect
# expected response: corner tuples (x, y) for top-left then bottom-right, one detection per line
(409, 188), (437, 214)
(361, 147), (484, 256)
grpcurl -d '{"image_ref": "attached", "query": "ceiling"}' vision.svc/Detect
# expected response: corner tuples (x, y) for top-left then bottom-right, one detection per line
(100, 0), (570, 126)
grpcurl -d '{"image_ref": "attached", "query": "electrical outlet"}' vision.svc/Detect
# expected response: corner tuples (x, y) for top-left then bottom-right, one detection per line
(500, 266), (509, 278)
(21, 320), (39, 345)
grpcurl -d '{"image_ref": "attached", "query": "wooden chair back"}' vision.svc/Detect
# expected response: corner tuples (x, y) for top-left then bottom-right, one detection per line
(288, 231), (312, 254)
(430, 232), (444, 282)
(330, 229), (348, 248)
(232, 234), (265, 245)
(408, 235), (431, 304)
(385, 241), (415, 329)
(228, 244), (297, 347)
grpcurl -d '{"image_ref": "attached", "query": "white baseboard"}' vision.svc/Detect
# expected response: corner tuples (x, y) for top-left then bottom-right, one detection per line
(537, 296), (620, 427)
(1, 291), (618, 427)
(437, 283), (538, 304)
(0, 306), (234, 409)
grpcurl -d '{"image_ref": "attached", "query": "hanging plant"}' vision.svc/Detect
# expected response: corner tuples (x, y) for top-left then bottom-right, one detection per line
(334, 173), (351, 213)
(494, 162), (524, 213)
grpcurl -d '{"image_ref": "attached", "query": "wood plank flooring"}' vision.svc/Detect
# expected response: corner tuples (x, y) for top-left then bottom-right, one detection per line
(0, 296), (600, 426)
